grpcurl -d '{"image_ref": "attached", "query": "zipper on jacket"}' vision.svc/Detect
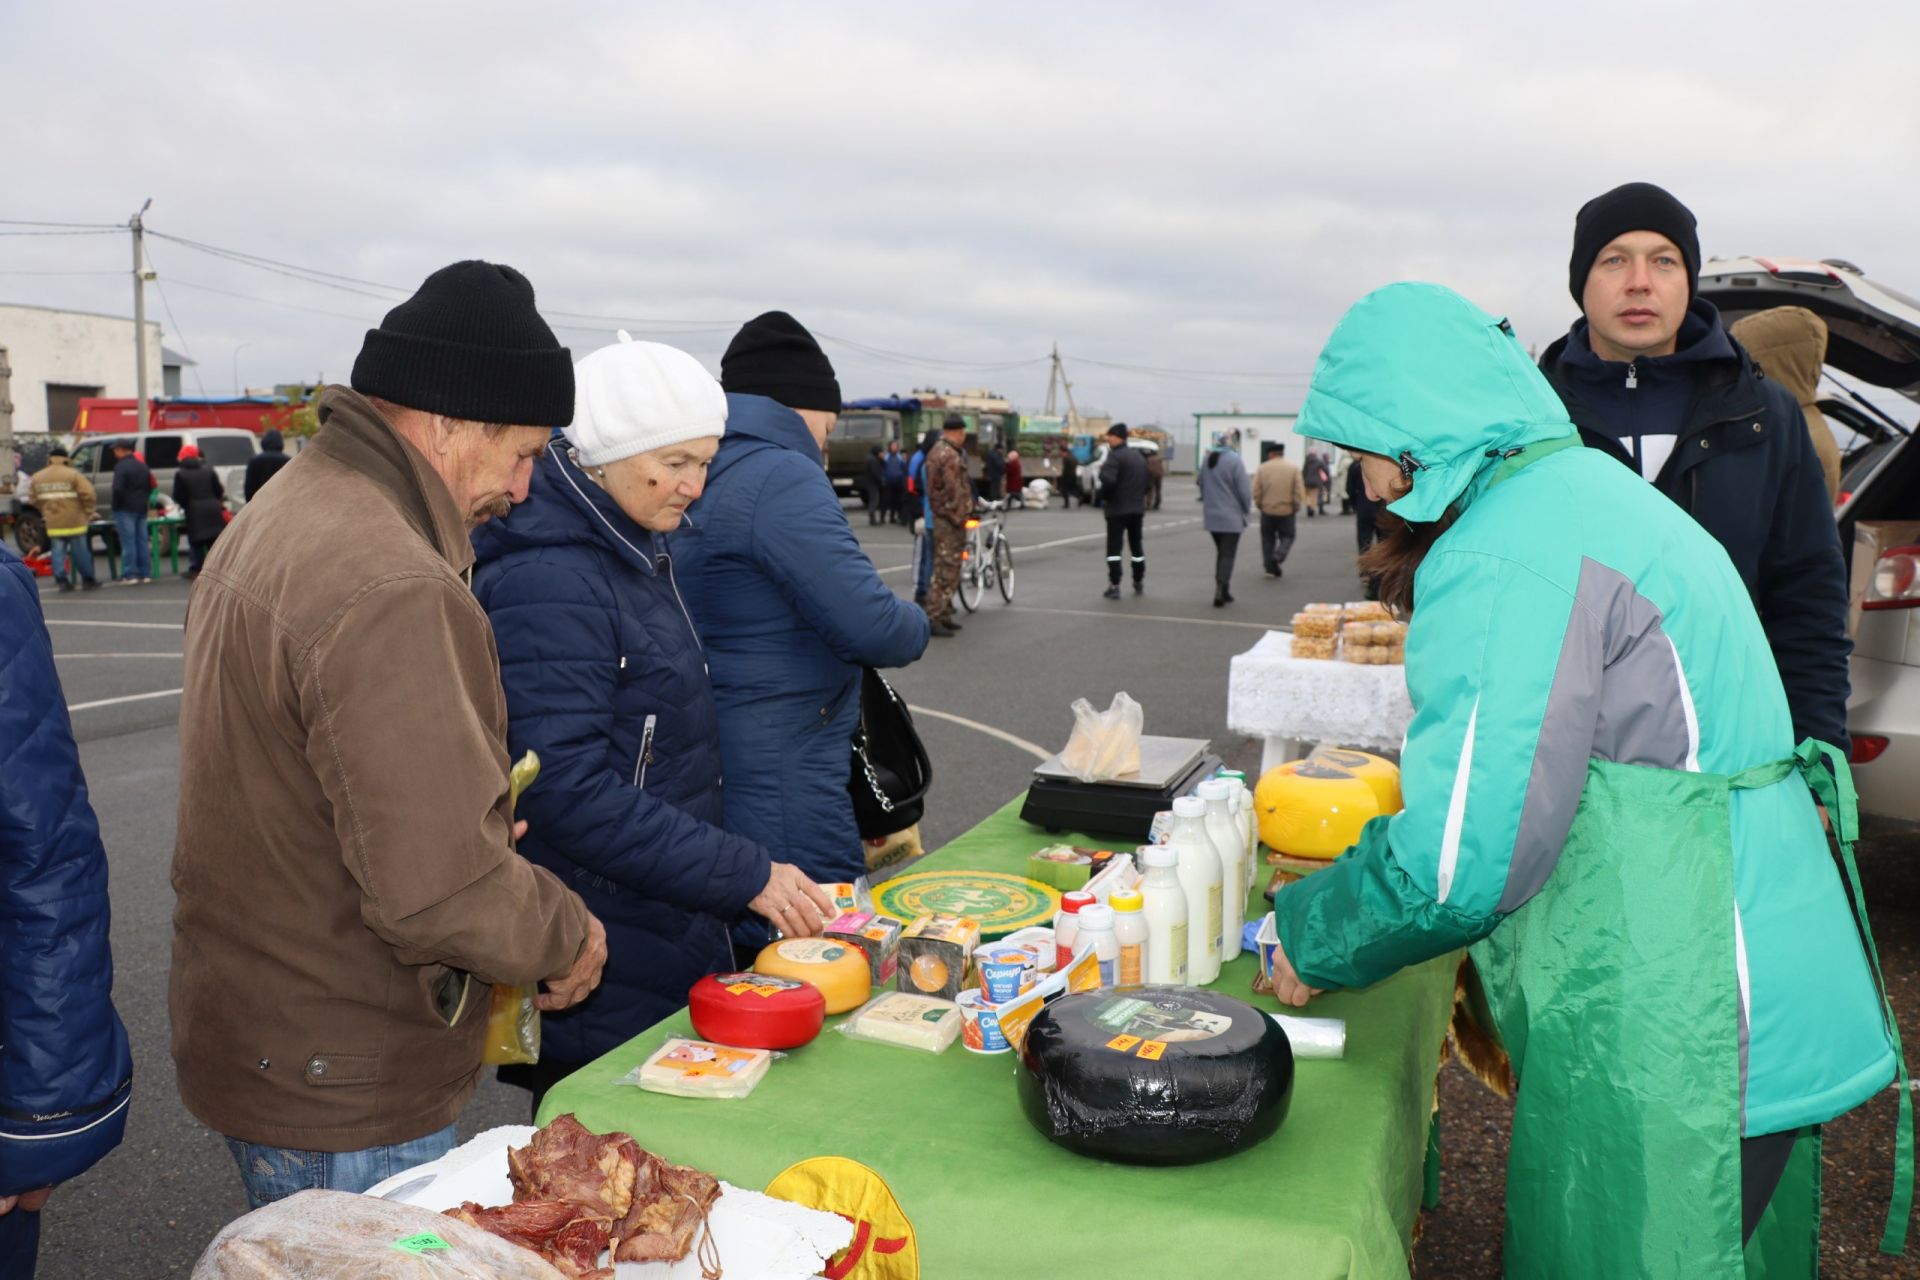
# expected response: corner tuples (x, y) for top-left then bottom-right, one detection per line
(633, 714), (657, 790)
(659, 552), (709, 675)
(1624, 361), (1638, 390)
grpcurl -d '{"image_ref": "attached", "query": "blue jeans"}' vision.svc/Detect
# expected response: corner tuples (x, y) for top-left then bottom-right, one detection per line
(223, 1122), (456, 1210)
(113, 511), (150, 579)
(48, 534), (94, 586)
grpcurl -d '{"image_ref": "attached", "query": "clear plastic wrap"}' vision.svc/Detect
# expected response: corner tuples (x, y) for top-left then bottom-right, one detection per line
(1059, 692), (1143, 782)
(190, 1189), (568, 1279)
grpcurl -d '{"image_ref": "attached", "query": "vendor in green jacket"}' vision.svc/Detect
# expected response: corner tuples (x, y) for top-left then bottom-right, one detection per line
(1267, 283), (1905, 1276)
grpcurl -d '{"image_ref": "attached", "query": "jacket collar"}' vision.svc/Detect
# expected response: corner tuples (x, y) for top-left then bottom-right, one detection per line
(312, 385), (475, 574)
(722, 392), (820, 455)
(1555, 297), (1736, 385)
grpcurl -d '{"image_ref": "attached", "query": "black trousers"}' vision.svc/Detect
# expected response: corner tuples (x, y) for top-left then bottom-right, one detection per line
(1260, 512), (1296, 572)
(1356, 510), (1379, 555)
(1105, 514), (1144, 584)
(1211, 531), (1240, 589)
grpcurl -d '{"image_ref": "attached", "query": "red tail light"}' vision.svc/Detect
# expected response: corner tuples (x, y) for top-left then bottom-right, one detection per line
(1850, 735), (1891, 765)
(1863, 545), (1920, 611)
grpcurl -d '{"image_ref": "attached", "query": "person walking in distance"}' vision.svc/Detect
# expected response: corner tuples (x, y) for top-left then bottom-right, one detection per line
(1099, 423), (1150, 598)
(922, 415), (972, 636)
(243, 429), (292, 501)
(863, 444), (886, 525)
(882, 438), (908, 523)
(28, 447), (99, 592)
(170, 444), (227, 579)
(1059, 443), (1080, 509)
(109, 441), (153, 584)
(1198, 435), (1251, 607)
(1004, 448), (1024, 509)
(1252, 441), (1306, 579)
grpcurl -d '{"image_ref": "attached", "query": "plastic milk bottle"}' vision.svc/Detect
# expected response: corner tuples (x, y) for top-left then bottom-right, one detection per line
(1168, 796), (1223, 984)
(1109, 890), (1150, 986)
(1197, 779), (1247, 961)
(1138, 846), (1189, 984)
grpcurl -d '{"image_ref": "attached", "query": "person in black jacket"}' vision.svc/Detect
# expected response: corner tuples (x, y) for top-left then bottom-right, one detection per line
(1540, 182), (1850, 750)
(170, 444), (227, 578)
(1059, 446), (1080, 509)
(982, 443), (1007, 502)
(1098, 423), (1150, 598)
(863, 444), (886, 525)
(243, 428), (292, 501)
(108, 441), (153, 583)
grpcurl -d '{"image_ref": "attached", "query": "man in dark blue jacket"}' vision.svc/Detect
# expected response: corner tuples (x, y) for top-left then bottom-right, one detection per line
(672, 313), (929, 915)
(0, 545), (133, 1277)
(1540, 182), (1850, 750)
(242, 428), (292, 501)
(108, 442), (152, 583)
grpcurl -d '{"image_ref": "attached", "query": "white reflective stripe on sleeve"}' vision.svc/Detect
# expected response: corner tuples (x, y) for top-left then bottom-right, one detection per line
(1436, 697), (1480, 904)
(1733, 901), (1751, 1016)
(1664, 633), (1701, 773)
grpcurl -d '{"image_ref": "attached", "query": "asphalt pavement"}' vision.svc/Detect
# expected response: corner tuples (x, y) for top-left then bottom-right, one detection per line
(32, 493), (1920, 1277)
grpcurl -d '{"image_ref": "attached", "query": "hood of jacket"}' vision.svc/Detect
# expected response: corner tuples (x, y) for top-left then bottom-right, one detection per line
(709, 392), (821, 483)
(1295, 283), (1575, 523)
(1727, 305), (1827, 409)
(472, 436), (662, 578)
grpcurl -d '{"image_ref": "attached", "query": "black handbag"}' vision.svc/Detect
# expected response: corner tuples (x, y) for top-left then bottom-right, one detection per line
(848, 668), (932, 838)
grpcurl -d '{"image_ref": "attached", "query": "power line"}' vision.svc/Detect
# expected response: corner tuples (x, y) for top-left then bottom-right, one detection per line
(146, 229), (410, 296)
(0, 217), (124, 229)
(1071, 355), (1310, 381)
(142, 243), (209, 398)
(0, 228), (122, 237)
(162, 276), (377, 324)
(0, 269), (124, 277)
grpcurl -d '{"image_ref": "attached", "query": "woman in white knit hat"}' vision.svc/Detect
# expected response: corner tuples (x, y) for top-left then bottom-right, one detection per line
(472, 336), (836, 1114)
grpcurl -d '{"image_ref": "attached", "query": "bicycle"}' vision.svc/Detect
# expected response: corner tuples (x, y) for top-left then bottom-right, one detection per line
(958, 499), (1015, 612)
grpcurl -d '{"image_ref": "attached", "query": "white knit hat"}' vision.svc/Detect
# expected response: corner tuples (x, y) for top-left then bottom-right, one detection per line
(565, 332), (727, 466)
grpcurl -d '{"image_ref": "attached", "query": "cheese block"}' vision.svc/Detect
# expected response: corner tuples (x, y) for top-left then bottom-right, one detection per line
(632, 1037), (772, 1099)
(1016, 986), (1294, 1164)
(1254, 758), (1385, 860)
(837, 991), (962, 1053)
(753, 938), (873, 1014)
(1306, 747), (1404, 816)
(688, 971), (827, 1049)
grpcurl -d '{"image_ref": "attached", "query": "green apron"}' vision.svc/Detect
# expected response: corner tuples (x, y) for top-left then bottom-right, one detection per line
(1470, 741), (1912, 1278)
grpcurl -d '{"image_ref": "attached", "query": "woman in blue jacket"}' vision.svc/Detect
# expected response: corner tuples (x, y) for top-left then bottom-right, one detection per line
(673, 313), (930, 918)
(474, 338), (834, 1110)
(1, 545), (133, 1278)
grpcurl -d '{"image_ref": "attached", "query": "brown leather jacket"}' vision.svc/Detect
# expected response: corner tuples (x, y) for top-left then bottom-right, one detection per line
(170, 387), (591, 1150)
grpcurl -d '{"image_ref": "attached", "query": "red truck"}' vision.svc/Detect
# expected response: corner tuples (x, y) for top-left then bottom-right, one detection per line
(70, 396), (295, 435)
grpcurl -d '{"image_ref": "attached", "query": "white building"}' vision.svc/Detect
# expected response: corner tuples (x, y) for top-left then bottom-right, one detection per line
(0, 303), (171, 436)
(1191, 410), (1318, 474)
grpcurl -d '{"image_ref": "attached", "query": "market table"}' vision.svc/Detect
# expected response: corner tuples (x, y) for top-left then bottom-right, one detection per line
(91, 513), (185, 578)
(1228, 630), (1414, 772)
(539, 794), (1458, 1280)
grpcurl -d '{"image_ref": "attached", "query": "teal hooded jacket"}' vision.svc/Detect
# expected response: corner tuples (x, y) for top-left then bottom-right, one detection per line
(1273, 284), (1891, 1137)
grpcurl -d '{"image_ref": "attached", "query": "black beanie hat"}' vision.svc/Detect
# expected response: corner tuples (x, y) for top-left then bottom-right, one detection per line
(720, 311), (842, 412)
(942, 414), (966, 431)
(351, 260), (573, 426)
(1108, 422), (1128, 440)
(1569, 182), (1701, 304)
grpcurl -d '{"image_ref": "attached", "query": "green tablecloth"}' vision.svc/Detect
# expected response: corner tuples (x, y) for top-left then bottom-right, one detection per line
(539, 795), (1459, 1279)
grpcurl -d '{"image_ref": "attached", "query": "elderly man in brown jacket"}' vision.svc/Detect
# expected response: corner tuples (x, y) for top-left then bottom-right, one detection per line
(1251, 441), (1307, 578)
(171, 261), (607, 1208)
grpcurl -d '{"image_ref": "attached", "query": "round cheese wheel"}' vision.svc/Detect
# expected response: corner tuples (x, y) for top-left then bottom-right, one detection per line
(753, 938), (873, 1014)
(1017, 986), (1294, 1165)
(1306, 747), (1404, 816)
(1255, 758), (1384, 860)
(688, 972), (827, 1049)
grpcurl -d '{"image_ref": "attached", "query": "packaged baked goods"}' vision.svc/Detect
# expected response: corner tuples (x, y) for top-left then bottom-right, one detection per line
(1301, 602), (1342, 615)
(1344, 601), (1393, 622)
(1290, 635), (1337, 660)
(1290, 612), (1340, 639)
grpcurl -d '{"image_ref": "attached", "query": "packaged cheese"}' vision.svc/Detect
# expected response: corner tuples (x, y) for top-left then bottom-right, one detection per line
(896, 913), (981, 999)
(824, 911), (903, 985)
(836, 991), (962, 1053)
(754, 938), (874, 1014)
(626, 1037), (771, 1099)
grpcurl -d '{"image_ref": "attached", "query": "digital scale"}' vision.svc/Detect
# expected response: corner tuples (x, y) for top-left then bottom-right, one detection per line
(1019, 735), (1222, 843)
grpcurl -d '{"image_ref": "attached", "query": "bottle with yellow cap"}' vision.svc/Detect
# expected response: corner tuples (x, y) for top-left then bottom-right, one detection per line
(1110, 890), (1149, 986)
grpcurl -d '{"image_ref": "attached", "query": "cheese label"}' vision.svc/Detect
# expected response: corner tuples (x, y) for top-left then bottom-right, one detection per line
(1091, 995), (1233, 1045)
(1105, 1034), (1141, 1053)
(717, 972), (807, 999)
(775, 939), (853, 965)
(1136, 1040), (1168, 1061)
(654, 1040), (764, 1079)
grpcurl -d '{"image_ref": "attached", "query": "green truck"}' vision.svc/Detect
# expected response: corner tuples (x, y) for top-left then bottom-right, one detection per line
(828, 397), (1016, 497)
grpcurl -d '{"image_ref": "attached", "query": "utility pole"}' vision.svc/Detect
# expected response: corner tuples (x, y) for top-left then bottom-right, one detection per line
(1044, 344), (1081, 430)
(1, 345), (13, 467)
(131, 198), (152, 431)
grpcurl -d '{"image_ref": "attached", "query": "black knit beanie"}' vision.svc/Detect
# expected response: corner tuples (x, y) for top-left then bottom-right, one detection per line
(720, 311), (842, 411)
(1569, 182), (1701, 304)
(351, 260), (573, 426)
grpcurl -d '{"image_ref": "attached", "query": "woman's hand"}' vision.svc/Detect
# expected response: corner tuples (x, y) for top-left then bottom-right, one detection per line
(751, 864), (837, 938)
(1269, 937), (1325, 1008)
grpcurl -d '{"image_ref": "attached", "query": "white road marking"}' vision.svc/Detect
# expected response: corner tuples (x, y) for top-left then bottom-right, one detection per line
(907, 706), (1052, 761)
(1011, 606), (1284, 632)
(68, 687), (183, 712)
(42, 619), (181, 630)
(876, 517), (1203, 575)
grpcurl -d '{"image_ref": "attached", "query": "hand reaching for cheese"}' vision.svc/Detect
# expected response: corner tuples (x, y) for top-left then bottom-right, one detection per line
(752, 863), (836, 938)
(1269, 937), (1325, 1008)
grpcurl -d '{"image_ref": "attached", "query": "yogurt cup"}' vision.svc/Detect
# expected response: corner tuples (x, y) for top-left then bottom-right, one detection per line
(957, 988), (1010, 1054)
(976, 948), (1035, 1003)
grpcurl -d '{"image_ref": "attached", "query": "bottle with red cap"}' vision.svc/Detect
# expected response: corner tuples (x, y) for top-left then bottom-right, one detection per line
(1054, 890), (1097, 970)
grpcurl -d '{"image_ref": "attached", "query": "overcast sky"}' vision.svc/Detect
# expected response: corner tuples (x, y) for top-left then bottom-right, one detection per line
(4, 1), (1916, 424)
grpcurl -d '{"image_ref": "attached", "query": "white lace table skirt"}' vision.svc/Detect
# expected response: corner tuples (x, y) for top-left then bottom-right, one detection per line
(1227, 631), (1412, 772)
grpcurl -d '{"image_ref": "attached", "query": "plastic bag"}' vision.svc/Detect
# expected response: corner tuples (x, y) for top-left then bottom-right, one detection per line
(1059, 692), (1144, 782)
(190, 1189), (568, 1278)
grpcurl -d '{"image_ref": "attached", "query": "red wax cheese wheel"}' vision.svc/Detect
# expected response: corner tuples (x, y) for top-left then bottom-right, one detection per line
(753, 938), (874, 1014)
(689, 972), (827, 1049)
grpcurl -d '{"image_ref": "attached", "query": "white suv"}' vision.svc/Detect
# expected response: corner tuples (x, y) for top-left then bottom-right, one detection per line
(1701, 256), (1920, 822)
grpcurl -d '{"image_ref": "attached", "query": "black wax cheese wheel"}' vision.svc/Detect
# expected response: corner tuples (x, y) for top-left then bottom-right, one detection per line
(1016, 985), (1294, 1165)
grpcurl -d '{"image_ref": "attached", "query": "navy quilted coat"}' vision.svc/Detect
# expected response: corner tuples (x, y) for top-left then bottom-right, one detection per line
(472, 446), (772, 1066)
(671, 395), (930, 905)
(0, 547), (132, 1203)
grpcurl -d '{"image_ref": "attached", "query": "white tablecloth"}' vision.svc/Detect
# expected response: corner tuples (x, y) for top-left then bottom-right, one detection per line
(1227, 631), (1413, 768)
